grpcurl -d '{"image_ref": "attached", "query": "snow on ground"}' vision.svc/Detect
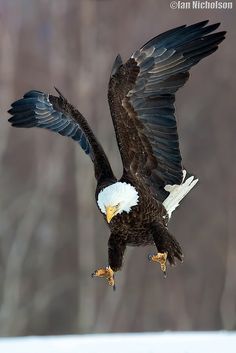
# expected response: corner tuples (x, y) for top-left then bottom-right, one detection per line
(0, 332), (236, 353)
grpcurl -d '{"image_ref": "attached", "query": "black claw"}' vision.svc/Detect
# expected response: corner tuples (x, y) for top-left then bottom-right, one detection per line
(163, 271), (167, 279)
(148, 253), (153, 262)
(113, 284), (116, 291)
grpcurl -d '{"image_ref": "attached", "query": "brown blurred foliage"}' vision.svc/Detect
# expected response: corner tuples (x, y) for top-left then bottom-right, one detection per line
(0, 0), (235, 336)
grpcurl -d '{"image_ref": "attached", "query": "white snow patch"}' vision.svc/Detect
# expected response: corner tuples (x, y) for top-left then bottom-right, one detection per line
(0, 332), (236, 353)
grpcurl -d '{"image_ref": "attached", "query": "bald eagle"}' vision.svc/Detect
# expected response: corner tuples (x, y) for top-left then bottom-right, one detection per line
(8, 21), (225, 289)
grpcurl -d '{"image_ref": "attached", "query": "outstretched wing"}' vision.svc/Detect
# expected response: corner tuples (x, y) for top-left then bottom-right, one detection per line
(108, 21), (226, 201)
(8, 89), (115, 182)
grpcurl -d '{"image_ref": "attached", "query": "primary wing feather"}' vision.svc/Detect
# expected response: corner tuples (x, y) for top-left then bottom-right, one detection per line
(108, 20), (226, 201)
(9, 89), (115, 182)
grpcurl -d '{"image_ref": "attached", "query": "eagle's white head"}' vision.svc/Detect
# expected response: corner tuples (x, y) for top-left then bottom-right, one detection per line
(97, 182), (139, 223)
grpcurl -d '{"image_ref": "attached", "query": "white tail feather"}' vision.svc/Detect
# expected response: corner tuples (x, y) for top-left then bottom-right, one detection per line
(163, 170), (198, 219)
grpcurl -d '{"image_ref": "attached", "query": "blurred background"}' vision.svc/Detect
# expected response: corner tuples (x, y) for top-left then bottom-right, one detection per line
(0, 0), (235, 337)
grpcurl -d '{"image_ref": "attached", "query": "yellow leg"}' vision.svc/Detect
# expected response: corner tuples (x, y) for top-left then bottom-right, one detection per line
(92, 266), (115, 289)
(149, 252), (168, 277)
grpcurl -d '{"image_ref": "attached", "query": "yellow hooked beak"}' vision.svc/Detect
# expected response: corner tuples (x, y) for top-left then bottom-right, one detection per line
(106, 205), (119, 223)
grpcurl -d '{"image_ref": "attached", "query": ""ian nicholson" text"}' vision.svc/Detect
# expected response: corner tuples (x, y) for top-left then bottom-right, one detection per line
(175, 1), (233, 9)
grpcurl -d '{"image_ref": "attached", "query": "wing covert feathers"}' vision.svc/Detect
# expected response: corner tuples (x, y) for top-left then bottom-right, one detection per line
(108, 20), (225, 201)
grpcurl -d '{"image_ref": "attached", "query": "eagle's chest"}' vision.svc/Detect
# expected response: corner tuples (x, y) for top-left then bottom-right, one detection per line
(111, 208), (144, 230)
(108, 201), (166, 245)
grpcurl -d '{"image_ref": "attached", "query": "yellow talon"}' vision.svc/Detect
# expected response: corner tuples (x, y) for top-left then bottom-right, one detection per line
(92, 266), (115, 288)
(149, 252), (168, 274)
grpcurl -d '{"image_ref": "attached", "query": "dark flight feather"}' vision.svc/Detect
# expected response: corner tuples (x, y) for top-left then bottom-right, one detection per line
(108, 20), (226, 201)
(8, 89), (115, 182)
(111, 54), (123, 76)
